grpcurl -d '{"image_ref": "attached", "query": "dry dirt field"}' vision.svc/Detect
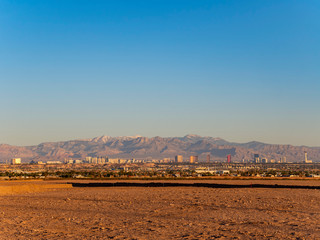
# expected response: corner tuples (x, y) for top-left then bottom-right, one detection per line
(0, 180), (319, 239)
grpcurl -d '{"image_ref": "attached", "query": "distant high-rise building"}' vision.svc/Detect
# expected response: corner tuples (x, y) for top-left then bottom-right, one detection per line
(227, 154), (231, 163)
(65, 159), (74, 164)
(11, 158), (21, 165)
(189, 156), (198, 163)
(254, 154), (260, 163)
(280, 157), (286, 163)
(206, 154), (210, 163)
(92, 157), (98, 164)
(304, 151), (312, 163)
(262, 158), (268, 164)
(175, 155), (183, 163)
(96, 157), (106, 164)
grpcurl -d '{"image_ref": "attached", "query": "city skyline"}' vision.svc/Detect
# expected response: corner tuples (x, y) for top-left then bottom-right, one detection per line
(1, 0), (320, 146)
(0, 134), (319, 164)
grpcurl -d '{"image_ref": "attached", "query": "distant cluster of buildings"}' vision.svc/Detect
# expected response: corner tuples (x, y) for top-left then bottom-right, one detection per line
(250, 152), (312, 164)
(252, 154), (286, 164)
(164, 155), (210, 163)
(168, 154), (212, 163)
(160, 155), (198, 163)
(6, 151), (314, 165)
(66, 157), (142, 164)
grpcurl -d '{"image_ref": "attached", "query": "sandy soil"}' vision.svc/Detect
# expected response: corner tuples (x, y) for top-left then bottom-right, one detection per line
(0, 184), (72, 195)
(0, 181), (319, 239)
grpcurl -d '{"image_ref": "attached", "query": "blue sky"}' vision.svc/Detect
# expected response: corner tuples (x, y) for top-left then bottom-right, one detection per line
(1, 0), (319, 146)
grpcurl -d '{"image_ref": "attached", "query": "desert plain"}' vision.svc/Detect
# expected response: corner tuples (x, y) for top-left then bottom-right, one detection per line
(0, 180), (319, 239)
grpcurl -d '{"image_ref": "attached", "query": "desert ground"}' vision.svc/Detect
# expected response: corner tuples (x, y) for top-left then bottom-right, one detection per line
(0, 180), (319, 239)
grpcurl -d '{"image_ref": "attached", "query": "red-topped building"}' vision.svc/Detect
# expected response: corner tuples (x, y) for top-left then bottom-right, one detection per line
(227, 154), (231, 163)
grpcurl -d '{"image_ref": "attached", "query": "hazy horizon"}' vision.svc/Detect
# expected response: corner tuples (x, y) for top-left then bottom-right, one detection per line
(1, 0), (319, 146)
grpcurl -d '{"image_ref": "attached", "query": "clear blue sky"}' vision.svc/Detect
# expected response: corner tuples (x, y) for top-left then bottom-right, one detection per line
(1, 0), (319, 146)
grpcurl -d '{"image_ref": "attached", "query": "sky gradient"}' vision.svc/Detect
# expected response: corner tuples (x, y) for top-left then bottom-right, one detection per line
(1, 0), (320, 146)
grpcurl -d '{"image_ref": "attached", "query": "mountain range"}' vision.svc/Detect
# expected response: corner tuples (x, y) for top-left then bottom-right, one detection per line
(0, 135), (319, 163)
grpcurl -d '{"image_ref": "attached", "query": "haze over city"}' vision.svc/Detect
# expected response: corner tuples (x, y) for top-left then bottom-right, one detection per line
(1, 0), (319, 147)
